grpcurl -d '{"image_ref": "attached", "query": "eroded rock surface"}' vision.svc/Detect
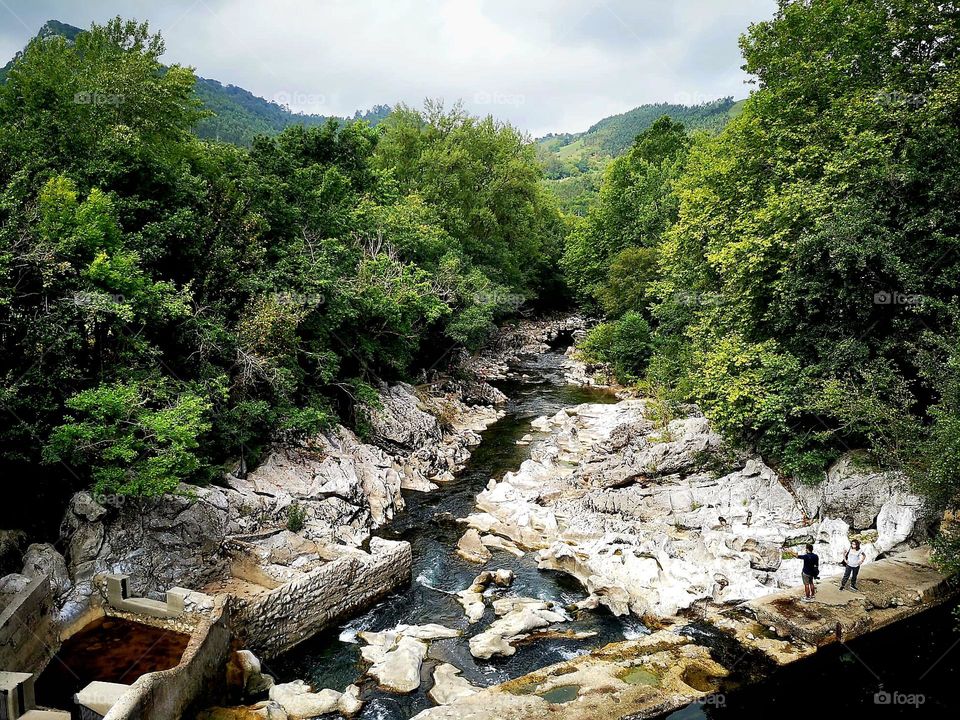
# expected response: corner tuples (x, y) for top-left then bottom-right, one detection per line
(429, 663), (480, 705)
(464, 400), (931, 619)
(469, 597), (568, 659)
(414, 630), (727, 720)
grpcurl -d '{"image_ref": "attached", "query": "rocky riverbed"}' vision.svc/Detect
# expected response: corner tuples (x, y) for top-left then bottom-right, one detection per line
(1, 313), (952, 720)
(464, 399), (931, 620)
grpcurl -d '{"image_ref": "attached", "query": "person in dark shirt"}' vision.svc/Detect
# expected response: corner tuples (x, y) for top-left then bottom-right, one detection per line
(798, 543), (819, 601)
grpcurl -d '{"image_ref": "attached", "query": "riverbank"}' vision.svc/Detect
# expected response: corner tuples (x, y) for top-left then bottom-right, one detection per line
(0, 315), (596, 718)
(2, 314), (955, 720)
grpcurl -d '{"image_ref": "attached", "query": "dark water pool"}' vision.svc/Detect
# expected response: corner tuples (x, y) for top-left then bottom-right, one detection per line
(665, 599), (960, 720)
(270, 351), (646, 719)
(35, 615), (189, 710)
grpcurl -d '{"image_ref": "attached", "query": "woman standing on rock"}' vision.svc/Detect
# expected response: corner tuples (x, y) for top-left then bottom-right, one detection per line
(840, 539), (866, 591)
(798, 543), (819, 601)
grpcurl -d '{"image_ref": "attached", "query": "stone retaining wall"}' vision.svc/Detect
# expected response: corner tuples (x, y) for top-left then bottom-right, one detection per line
(232, 537), (412, 659)
(0, 575), (56, 673)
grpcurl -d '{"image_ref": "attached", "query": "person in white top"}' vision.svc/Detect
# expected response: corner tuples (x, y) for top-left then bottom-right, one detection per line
(839, 539), (866, 591)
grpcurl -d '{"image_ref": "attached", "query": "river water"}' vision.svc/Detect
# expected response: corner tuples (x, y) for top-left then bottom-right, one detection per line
(272, 349), (642, 718)
(272, 348), (960, 720)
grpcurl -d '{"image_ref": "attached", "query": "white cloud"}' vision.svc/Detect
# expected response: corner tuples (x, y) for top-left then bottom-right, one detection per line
(0, 0), (776, 135)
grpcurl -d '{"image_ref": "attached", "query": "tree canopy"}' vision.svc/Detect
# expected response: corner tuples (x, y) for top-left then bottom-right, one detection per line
(0, 19), (561, 523)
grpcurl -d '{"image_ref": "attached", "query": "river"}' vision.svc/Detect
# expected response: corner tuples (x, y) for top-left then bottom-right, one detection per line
(270, 347), (960, 719)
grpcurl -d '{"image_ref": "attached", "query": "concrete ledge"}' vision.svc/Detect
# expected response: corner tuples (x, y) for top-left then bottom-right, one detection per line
(104, 575), (189, 619)
(711, 546), (955, 665)
(76, 681), (131, 716)
(100, 596), (231, 720)
(0, 576), (56, 674)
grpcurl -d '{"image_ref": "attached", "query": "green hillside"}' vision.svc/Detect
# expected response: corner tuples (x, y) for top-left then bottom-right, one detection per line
(537, 97), (744, 214)
(192, 76), (390, 146)
(2, 20), (390, 147)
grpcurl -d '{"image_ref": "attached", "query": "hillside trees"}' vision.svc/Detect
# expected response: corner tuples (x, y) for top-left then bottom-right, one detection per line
(0, 19), (560, 514)
(572, 0), (960, 502)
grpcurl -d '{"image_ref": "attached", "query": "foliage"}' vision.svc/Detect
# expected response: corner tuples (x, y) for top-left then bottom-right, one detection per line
(0, 19), (559, 505)
(537, 98), (740, 213)
(580, 312), (653, 381)
(569, 0), (960, 506)
(286, 502), (307, 532)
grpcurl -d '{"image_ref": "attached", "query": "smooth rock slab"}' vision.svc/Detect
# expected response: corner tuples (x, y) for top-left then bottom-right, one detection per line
(269, 681), (341, 718)
(457, 528), (492, 563)
(469, 598), (568, 659)
(429, 663), (480, 705)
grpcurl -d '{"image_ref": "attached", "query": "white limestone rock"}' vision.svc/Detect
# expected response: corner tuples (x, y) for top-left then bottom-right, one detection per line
(269, 680), (341, 719)
(428, 663), (480, 705)
(456, 528), (492, 563)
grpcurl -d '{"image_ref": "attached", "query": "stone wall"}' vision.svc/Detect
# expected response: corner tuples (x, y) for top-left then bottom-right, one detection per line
(232, 537), (412, 659)
(0, 575), (56, 673)
(100, 597), (232, 720)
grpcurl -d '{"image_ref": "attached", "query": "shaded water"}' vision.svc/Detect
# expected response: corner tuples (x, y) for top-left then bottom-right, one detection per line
(665, 598), (960, 719)
(272, 350), (646, 718)
(35, 615), (189, 710)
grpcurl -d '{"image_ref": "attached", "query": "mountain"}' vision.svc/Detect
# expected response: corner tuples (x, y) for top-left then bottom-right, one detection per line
(1, 20), (390, 146)
(192, 77), (391, 146)
(537, 97), (744, 214)
(0, 19), (83, 82)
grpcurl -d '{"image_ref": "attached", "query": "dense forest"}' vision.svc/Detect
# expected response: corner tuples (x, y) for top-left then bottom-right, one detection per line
(0, 19), (562, 518)
(1, 0), (959, 574)
(569, 0), (960, 570)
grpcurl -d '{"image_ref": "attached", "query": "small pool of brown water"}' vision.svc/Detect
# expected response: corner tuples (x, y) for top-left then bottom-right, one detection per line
(35, 616), (189, 710)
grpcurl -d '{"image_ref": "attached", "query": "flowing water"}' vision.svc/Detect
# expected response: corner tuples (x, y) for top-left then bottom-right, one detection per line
(272, 349), (645, 718)
(273, 347), (960, 720)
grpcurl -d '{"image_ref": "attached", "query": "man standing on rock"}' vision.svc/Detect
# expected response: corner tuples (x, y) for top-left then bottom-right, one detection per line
(839, 539), (866, 591)
(798, 543), (819, 601)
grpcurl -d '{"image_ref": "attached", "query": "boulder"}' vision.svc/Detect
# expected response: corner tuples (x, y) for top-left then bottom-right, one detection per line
(338, 684), (364, 716)
(368, 383), (442, 455)
(0, 573), (30, 595)
(429, 663), (479, 705)
(233, 650), (274, 697)
(269, 680), (341, 718)
(468, 597), (568, 659)
(363, 634), (429, 693)
(0, 529), (26, 575)
(820, 453), (926, 532)
(456, 529), (492, 563)
(21, 543), (71, 598)
(455, 569), (514, 623)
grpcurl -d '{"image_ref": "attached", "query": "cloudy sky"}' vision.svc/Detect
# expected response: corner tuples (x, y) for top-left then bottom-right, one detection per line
(0, 0), (776, 136)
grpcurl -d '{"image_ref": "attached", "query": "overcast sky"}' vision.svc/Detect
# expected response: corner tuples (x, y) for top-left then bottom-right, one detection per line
(0, 0), (776, 136)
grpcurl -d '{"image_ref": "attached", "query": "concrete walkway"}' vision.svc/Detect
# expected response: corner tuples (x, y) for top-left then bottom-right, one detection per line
(712, 547), (954, 665)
